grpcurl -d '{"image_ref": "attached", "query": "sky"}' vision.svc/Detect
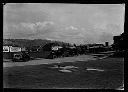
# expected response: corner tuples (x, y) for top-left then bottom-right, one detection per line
(3, 3), (125, 45)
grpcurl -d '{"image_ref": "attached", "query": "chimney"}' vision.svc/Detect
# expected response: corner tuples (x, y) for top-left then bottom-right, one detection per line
(105, 42), (109, 47)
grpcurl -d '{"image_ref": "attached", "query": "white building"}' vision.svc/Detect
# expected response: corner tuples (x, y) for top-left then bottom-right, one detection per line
(3, 46), (26, 52)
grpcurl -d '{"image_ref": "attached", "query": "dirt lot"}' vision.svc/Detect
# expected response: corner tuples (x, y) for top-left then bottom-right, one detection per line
(3, 55), (96, 68)
(3, 54), (124, 89)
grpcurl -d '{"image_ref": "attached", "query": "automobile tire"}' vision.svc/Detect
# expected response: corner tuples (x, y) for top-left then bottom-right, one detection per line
(53, 55), (57, 59)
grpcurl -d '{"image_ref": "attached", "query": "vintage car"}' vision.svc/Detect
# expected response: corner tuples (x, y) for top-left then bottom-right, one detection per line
(12, 52), (30, 62)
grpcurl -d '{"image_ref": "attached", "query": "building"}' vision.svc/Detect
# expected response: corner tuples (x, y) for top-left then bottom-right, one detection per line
(113, 32), (128, 51)
(3, 45), (26, 59)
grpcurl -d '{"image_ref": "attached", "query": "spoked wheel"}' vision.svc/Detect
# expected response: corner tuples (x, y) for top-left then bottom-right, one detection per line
(52, 55), (57, 59)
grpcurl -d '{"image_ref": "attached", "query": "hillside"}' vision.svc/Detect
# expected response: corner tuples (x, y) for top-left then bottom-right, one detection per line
(3, 39), (72, 48)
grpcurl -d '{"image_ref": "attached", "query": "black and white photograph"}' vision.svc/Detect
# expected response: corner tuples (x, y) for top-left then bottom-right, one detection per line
(3, 3), (125, 89)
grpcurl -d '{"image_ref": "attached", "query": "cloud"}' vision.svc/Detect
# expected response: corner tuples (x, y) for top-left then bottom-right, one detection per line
(98, 32), (113, 44)
(3, 21), (55, 39)
(65, 26), (78, 30)
(20, 21), (54, 31)
(4, 4), (124, 44)
(4, 4), (50, 24)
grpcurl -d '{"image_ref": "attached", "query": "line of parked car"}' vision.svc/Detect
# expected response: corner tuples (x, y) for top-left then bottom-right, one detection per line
(12, 43), (112, 62)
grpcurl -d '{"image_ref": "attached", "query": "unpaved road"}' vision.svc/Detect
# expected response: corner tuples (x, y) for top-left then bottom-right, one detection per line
(3, 51), (115, 68)
(3, 55), (97, 68)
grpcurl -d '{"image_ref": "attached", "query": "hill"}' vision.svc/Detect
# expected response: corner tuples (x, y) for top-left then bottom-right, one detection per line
(3, 39), (72, 48)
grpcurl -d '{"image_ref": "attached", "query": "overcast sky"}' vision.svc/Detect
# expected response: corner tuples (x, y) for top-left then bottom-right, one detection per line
(3, 3), (125, 45)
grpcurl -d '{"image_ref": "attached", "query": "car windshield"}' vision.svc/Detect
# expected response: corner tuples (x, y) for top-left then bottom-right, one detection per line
(14, 55), (21, 57)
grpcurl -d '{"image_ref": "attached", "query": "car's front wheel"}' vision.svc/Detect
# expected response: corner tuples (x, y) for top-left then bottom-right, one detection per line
(52, 55), (57, 59)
